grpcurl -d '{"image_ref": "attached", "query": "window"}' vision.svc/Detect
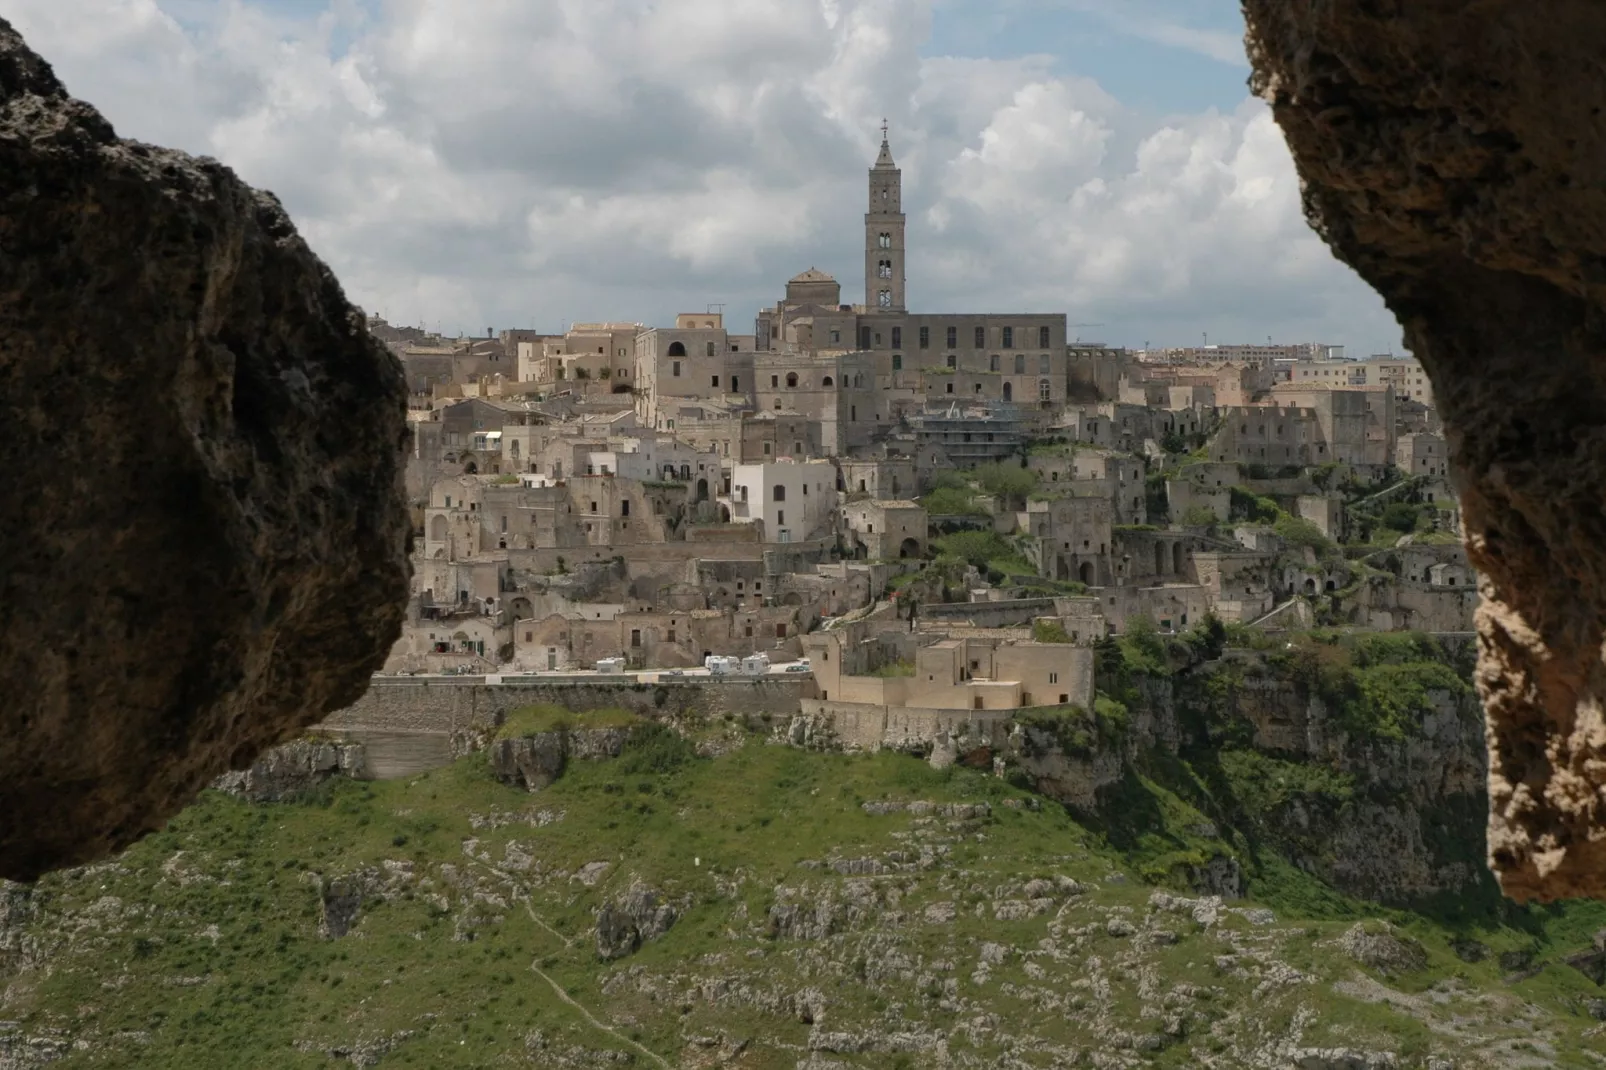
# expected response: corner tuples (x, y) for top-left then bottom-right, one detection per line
(786, 372), (798, 388)
(946, 326), (957, 348)
(1049, 672), (1059, 684)
(1039, 379), (1051, 401)
(590, 501), (598, 512)
(823, 374), (835, 385)
(771, 375), (779, 388)
(668, 341), (686, 356)
(830, 329), (840, 344)
(667, 628), (676, 642)
(945, 354), (956, 369)
(1040, 325), (1051, 347)
(919, 326), (929, 349)
(859, 325), (872, 349)
(621, 500), (630, 517)
(672, 360), (681, 377)
(891, 326), (902, 347)
(731, 376), (738, 390)
(1002, 326), (1014, 349)
(774, 485), (786, 502)
(1039, 354), (1051, 374)
(1014, 354), (1025, 375)
(878, 290), (892, 308)
(711, 375), (720, 388)
(776, 509), (784, 524)
(878, 259), (892, 278)
(891, 354), (902, 371)
(988, 354), (999, 372)
(974, 326), (985, 347)
(878, 232), (891, 248)
(945, 382), (954, 394)
(776, 623), (788, 638)
(631, 629), (641, 648)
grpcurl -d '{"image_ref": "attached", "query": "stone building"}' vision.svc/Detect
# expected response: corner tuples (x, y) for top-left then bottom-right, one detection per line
(752, 131), (1072, 414)
(842, 500), (928, 560)
(1397, 431), (1449, 478)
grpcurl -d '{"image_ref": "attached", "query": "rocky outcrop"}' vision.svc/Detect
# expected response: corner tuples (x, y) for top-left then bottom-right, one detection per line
(595, 881), (678, 959)
(1241, 2), (1606, 901)
(490, 729), (631, 792)
(212, 739), (367, 802)
(0, 21), (410, 881)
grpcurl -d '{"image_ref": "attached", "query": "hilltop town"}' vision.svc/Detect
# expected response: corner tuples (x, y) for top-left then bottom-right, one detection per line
(374, 131), (1467, 724)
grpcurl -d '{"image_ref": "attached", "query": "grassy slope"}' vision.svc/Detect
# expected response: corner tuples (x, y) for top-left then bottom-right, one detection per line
(4, 713), (1606, 1069)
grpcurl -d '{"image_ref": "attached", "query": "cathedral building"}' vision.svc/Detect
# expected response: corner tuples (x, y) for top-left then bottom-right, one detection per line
(754, 126), (1070, 414)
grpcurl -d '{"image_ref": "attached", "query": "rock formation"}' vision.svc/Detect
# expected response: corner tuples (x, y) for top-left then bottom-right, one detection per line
(0, 20), (410, 882)
(1241, 1), (1606, 901)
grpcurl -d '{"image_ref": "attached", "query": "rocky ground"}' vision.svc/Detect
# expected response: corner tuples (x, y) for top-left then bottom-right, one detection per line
(3, 710), (1606, 1069)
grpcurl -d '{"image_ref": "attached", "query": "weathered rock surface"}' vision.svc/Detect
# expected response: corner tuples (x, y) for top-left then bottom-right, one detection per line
(595, 881), (678, 959)
(1241, 1), (1606, 901)
(491, 730), (631, 792)
(212, 739), (367, 802)
(0, 20), (409, 881)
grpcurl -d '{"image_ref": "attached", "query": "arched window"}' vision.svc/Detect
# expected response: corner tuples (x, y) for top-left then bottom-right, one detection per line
(823, 374), (836, 385)
(786, 372), (798, 388)
(773, 485), (787, 502)
(667, 341), (686, 357)
(878, 290), (892, 308)
(879, 232), (891, 248)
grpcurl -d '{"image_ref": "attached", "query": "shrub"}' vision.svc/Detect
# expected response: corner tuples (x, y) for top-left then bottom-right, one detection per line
(618, 723), (699, 775)
(1032, 620), (1073, 644)
(1274, 514), (1332, 554)
(970, 462), (1038, 508)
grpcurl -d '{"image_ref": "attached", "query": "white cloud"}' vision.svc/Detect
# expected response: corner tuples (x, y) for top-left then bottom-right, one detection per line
(3, 0), (1400, 349)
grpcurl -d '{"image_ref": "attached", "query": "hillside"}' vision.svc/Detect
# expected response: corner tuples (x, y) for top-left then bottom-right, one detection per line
(4, 692), (1606, 1069)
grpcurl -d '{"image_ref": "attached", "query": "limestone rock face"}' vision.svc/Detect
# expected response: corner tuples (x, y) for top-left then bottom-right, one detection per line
(0, 21), (410, 881)
(595, 881), (678, 959)
(1242, 0), (1606, 901)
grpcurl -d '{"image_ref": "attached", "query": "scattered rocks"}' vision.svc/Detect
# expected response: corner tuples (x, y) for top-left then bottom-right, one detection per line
(1337, 923), (1428, 976)
(1291, 1049), (1399, 1070)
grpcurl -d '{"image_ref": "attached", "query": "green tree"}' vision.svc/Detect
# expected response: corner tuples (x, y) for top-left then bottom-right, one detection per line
(971, 462), (1039, 509)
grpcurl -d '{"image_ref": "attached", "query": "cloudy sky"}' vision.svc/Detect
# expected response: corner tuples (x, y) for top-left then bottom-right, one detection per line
(6, 0), (1405, 353)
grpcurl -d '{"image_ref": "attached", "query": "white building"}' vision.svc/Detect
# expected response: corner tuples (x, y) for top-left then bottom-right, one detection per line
(726, 459), (839, 543)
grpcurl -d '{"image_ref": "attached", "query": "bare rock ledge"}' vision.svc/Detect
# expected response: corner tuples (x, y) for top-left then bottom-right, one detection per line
(0, 19), (410, 881)
(1243, 0), (1606, 900)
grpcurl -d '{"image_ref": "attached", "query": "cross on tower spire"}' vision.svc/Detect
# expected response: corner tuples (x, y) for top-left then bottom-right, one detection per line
(880, 117), (888, 142)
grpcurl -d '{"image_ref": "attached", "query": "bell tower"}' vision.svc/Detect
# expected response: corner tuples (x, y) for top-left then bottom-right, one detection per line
(864, 119), (906, 313)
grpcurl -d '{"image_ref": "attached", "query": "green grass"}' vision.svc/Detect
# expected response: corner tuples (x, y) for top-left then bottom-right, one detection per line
(496, 703), (642, 739)
(9, 706), (1606, 1068)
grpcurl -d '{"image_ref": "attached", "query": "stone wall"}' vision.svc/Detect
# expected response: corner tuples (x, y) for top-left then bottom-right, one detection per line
(318, 676), (814, 735)
(793, 699), (1017, 751)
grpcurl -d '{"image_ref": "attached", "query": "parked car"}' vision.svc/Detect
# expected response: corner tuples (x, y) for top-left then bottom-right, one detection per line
(784, 663), (812, 673)
(665, 669), (685, 677)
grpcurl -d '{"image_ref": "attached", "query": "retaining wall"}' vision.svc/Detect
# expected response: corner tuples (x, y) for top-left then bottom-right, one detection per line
(318, 675), (813, 735)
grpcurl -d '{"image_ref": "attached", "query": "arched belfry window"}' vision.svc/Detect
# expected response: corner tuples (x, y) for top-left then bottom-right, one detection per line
(878, 232), (891, 249)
